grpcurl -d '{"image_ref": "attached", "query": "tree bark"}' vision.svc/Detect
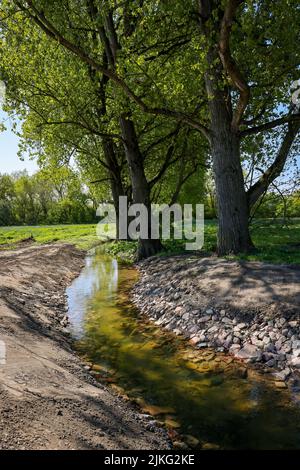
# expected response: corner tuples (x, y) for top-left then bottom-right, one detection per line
(119, 114), (163, 259)
(197, 1), (254, 256)
(102, 138), (125, 239)
(205, 72), (254, 255)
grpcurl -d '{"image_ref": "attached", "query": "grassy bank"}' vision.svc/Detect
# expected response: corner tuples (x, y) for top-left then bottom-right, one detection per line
(0, 224), (99, 250)
(103, 219), (300, 264)
(0, 219), (299, 264)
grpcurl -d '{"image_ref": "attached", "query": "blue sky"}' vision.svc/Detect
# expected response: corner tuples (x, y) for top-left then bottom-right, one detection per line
(0, 111), (38, 175)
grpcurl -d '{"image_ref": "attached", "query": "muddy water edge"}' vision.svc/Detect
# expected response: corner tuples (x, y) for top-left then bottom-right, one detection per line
(66, 248), (300, 450)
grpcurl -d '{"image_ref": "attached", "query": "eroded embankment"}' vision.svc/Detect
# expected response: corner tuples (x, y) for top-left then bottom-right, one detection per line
(0, 243), (168, 450)
(133, 254), (300, 385)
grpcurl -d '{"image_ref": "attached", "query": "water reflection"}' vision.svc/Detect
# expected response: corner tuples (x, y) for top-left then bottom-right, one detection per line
(66, 251), (119, 338)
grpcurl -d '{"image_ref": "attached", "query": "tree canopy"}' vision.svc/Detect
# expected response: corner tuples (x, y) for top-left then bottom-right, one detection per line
(0, 0), (299, 257)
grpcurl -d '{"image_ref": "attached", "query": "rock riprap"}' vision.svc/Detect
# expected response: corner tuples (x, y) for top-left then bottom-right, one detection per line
(133, 255), (300, 383)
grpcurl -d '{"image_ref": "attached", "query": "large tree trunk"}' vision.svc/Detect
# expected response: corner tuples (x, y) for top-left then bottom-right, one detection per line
(205, 74), (254, 255)
(102, 138), (125, 239)
(119, 114), (163, 259)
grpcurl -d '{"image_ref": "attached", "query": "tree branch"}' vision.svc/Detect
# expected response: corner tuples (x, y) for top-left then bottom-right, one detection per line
(247, 120), (300, 208)
(240, 113), (300, 137)
(143, 124), (182, 157)
(90, 177), (111, 184)
(148, 143), (179, 189)
(14, 0), (211, 141)
(36, 120), (121, 140)
(219, 0), (249, 131)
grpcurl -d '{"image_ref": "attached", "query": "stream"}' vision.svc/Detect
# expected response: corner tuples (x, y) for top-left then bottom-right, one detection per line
(66, 248), (300, 449)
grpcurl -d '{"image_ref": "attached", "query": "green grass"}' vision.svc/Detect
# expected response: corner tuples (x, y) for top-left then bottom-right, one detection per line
(0, 219), (299, 264)
(159, 219), (300, 264)
(104, 219), (300, 265)
(0, 224), (99, 250)
(244, 219), (300, 264)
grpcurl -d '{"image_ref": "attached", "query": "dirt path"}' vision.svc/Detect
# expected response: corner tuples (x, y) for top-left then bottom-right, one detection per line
(0, 244), (168, 450)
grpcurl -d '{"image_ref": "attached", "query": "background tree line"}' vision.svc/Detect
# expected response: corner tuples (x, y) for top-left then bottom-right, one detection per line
(0, 168), (98, 226)
(1, 166), (299, 227)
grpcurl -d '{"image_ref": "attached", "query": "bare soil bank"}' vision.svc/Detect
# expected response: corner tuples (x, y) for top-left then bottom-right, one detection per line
(0, 244), (168, 450)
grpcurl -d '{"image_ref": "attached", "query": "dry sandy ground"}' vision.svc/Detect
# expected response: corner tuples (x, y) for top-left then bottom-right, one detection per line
(0, 243), (168, 450)
(137, 254), (300, 318)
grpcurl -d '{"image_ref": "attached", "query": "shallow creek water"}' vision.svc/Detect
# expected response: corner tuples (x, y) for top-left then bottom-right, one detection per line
(67, 249), (300, 449)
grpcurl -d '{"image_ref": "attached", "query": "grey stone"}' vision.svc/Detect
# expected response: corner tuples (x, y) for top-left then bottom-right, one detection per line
(269, 331), (277, 341)
(265, 358), (276, 367)
(275, 353), (286, 361)
(229, 344), (241, 353)
(207, 325), (219, 333)
(235, 343), (262, 362)
(251, 338), (264, 348)
(224, 336), (233, 349)
(233, 323), (246, 332)
(175, 306), (183, 314)
(290, 357), (300, 368)
(217, 332), (228, 342)
(192, 309), (200, 316)
(234, 331), (243, 339)
(206, 308), (214, 315)
(273, 368), (291, 381)
(263, 336), (271, 345)
(264, 343), (276, 353)
(281, 341), (292, 354)
(198, 329), (207, 336)
(262, 352), (274, 362)
(188, 326), (198, 334)
(198, 315), (211, 323)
